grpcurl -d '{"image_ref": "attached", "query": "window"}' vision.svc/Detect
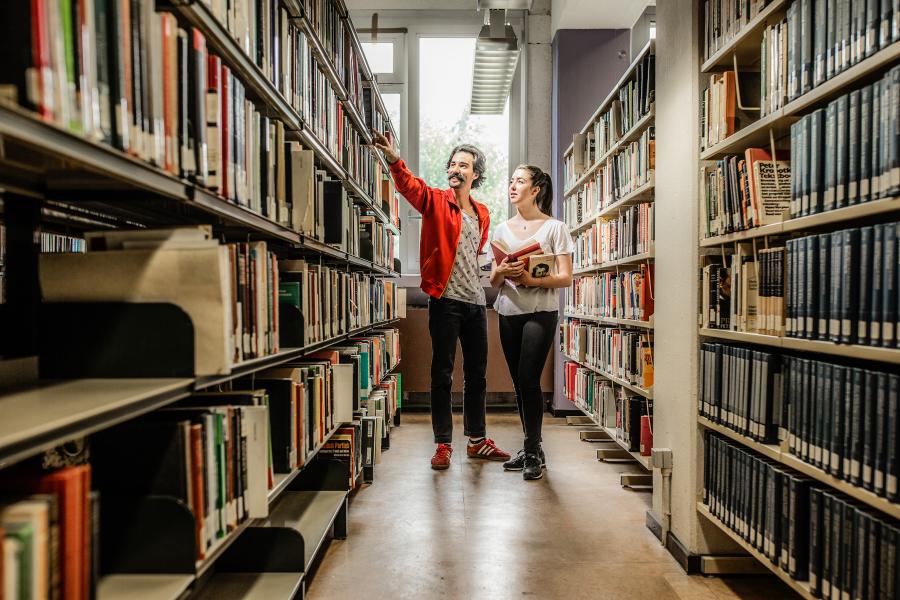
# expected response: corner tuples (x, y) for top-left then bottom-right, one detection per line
(361, 42), (394, 74)
(418, 37), (509, 232)
(381, 92), (401, 136)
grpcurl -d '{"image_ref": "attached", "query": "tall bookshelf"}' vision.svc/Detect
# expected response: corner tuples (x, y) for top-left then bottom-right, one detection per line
(0, 0), (401, 598)
(559, 41), (657, 481)
(695, 0), (900, 595)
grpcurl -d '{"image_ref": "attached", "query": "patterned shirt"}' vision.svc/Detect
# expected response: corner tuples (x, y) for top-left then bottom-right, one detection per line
(442, 210), (486, 305)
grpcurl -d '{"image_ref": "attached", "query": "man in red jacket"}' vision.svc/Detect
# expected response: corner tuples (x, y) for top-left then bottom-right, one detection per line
(373, 131), (510, 470)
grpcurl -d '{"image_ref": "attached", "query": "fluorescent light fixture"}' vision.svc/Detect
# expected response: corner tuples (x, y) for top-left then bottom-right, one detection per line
(470, 10), (519, 115)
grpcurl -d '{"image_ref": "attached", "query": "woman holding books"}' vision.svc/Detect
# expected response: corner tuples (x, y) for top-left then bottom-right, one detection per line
(490, 165), (574, 480)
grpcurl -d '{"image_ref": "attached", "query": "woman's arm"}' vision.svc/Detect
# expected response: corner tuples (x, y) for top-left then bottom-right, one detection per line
(517, 254), (573, 289)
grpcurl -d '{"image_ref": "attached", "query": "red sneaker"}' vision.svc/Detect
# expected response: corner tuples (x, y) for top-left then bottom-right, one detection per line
(431, 443), (452, 470)
(467, 438), (511, 461)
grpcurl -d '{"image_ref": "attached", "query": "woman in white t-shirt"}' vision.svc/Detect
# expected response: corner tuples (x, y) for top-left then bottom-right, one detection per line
(489, 164), (575, 480)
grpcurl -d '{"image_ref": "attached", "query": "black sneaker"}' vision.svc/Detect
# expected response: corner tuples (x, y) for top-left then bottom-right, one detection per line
(503, 448), (546, 471)
(522, 453), (543, 480)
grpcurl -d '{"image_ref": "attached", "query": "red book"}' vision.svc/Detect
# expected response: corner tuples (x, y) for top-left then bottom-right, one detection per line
(490, 239), (542, 266)
(31, 0), (51, 119)
(6, 466), (90, 600)
(189, 424), (207, 559)
(207, 54), (222, 191)
(221, 64), (231, 200)
(161, 13), (177, 173)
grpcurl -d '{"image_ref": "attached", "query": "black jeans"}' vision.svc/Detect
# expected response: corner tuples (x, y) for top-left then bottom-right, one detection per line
(498, 311), (558, 453)
(428, 297), (488, 443)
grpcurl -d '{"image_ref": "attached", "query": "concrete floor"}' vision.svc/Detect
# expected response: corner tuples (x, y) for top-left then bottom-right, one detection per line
(307, 413), (799, 600)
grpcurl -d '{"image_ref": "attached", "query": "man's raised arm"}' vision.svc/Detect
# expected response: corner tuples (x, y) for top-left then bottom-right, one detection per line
(372, 130), (431, 214)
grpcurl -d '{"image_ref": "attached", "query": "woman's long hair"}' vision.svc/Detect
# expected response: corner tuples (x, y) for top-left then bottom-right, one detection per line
(515, 164), (553, 216)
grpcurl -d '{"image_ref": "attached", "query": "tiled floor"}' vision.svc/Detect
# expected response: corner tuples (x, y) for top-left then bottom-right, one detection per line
(306, 412), (798, 600)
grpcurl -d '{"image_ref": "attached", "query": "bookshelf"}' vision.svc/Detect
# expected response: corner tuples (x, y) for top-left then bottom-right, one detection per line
(695, 0), (900, 588)
(0, 0), (402, 598)
(560, 40), (656, 484)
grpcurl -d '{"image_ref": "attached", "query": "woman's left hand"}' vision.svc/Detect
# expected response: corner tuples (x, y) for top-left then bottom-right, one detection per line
(514, 271), (537, 287)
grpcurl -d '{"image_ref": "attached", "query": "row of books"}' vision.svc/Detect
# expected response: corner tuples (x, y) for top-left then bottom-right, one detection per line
(702, 246), (787, 335)
(703, 0), (771, 61)
(700, 70), (759, 150)
(563, 52), (655, 190)
(700, 147), (791, 237)
(39, 232), (86, 254)
(0, 2), (398, 233)
(700, 342), (900, 503)
(785, 223), (898, 346)
(564, 265), (655, 322)
(784, 0), (900, 107)
(279, 259), (399, 348)
(1, 465), (94, 600)
(607, 127), (655, 202)
(563, 364), (653, 455)
(560, 320), (655, 389)
(760, 6), (791, 116)
(36, 227), (398, 375)
(789, 71), (900, 220)
(572, 203), (654, 269)
(703, 432), (900, 597)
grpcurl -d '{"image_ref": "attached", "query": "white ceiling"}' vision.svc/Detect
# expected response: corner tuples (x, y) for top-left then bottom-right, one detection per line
(551, 0), (652, 33)
(345, 0), (654, 35)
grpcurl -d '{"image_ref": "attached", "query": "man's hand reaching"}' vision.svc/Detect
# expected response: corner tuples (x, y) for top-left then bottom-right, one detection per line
(372, 130), (400, 164)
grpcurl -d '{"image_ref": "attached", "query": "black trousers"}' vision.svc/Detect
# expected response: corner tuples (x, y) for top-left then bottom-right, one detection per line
(498, 311), (558, 453)
(428, 297), (488, 443)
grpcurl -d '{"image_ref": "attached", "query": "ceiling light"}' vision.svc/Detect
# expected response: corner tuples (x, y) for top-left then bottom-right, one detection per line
(470, 10), (519, 115)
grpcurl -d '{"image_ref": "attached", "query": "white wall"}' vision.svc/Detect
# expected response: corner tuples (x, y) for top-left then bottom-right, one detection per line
(653, 0), (738, 556)
(526, 0), (553, 170)
(550, 0), (651, 36)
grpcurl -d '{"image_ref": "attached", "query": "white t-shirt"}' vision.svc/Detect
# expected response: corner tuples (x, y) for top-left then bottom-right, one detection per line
(491, 218), (575, 316)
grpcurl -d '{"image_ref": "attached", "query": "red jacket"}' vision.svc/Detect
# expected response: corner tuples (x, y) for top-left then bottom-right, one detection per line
(389, 159), (490, 299)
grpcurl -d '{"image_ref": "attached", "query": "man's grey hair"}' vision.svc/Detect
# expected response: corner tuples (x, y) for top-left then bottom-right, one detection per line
(446, 144), (486, 189)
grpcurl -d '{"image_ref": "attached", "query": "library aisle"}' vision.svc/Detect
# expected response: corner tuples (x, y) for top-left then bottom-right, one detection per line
(307, 414), (796, 600)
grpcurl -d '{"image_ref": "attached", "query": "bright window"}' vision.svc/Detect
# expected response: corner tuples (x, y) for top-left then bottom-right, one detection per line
(418, 37), (509, 231)
(361, 42), (394, 74)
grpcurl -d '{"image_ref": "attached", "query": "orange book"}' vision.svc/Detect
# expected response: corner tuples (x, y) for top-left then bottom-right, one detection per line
(189, 424), (206, 559)
(11, 465), (90, 600)
(308, 350), (339, 364)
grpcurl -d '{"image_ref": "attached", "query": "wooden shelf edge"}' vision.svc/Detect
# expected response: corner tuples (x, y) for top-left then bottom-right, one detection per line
(700, 196), (900, 246)
(573, 248), (655, 274)
(602, 425), (652, 470)
(699, 109), (791, 160)
(699, 328), (900, 364)
(565, 312), (654, 330)
(697, 417), (900, 519)
(696, 503), (817, 600)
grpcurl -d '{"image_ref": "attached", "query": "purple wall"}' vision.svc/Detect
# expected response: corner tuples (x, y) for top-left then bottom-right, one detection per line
(551, 28), (631, 412)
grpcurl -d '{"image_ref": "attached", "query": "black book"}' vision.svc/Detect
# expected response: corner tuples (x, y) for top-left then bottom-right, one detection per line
(177, 28), (194, 179)
(887, 0), (899, 48)
(819, 233), (832, 338)
(827, 0), (838, 79)
(830, 365), (848, 477)
(822, 362), (834, 471)
(825, 99), (838, 211)
(806, 235), (820, 339)
(322, 180), (349, 250)
(866, 0), (882, 55)
(810, 487), (825, 595)
(888, 374), (900, 502)
(829, 494), (844, 597)
(188, 28), (208, 184)
(840, 0), (853, 72)
(860, 84), (873, 204)
(810, 110), (825, 214)
(853, 510), (870, 600)
(830, 231), (844, 341)
(889, 67), (900, 197)
(815, 0), (829, 86)
(872, 79), (883, 200)
(94, 0), (113, 145)
(869, 371), (888, 493)
(821, 492), (834, 597)
(873, 224), (886, 345)
(802, 115), (812, 216)
(883, 221), (898, 347)
(841, 227), (861, 343)
(802, 0), (814, 94)
(853, 0), (868, 65)
(839, 500), (856, 599)
(836, 94), (850, 209)
(130, 0), (143, 157)
(849, 368), (866, 485)
(861, 370), (879, 492)
(849, 89), (861, 205)
(780, 472), (792, 570)
(880, 71), (892, 199)
(859, 226), (875, 345)
(867, 516), (882, 599)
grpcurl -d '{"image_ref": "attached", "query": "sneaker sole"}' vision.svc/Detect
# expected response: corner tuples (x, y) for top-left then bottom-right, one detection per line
(467, 453), (509, 462)
(523, 471), (544, 480)
(504, 462), (546, 471)
(431, 463), (450, 470)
